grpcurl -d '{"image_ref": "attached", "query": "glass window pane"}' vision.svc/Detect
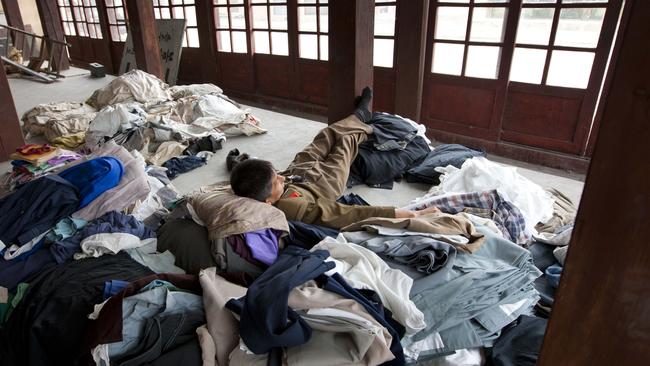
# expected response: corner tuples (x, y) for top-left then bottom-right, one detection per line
(509, 47), (547, 84)
(217, 30), (231, 52)
(374, 5), (396, 37)
(299, 33), (318, 59)
(161, 8), (171, 18)
(373, 38), (394, 68)
(563, 0), (607, 3)
(110, 25), (118, 40)
(172, 6), (184, 19)
(215, 8), (229, 28)
(474, 0), (508, 2)
(271, 31), (289, 55)
(546, 50), (595, 88)
(516, 8), (554, 45)
(523, 0), (555, 3)
(298, 0), (316, 3)
(187, 27), (199, 47)
(319, 34), (328, 60)
(435, 7), (469, 41)
(252, 6), (269, 29)
(116, 8), (125, 20)
(254, 31), (270, 53)
(185, 6), (197, 26)
(470, 7), (506, 43)
(319, 6), (328, 33)
(230, 0), (243, 4)
(119, 26), (127, 41)
(231, 7), (246, 29)
(554, 8), (606, 48)
(298, 6), (317, 32)
(270, 6), (287, 30)
(232, 31), (247, 53)
(465, 45), (500, 79)
(440, 0), (469, 2)
(432, 42), (464, 76)
(214, 0), (228, 4)
(172, 0), (182, 4)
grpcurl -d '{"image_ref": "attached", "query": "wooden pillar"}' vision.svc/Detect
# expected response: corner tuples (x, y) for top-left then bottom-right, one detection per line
(195, 0), (218, 82)
(124, 0), (163, 79)
(538, 1), (650, 365)
(36, 0), (70, 70)
(327, 0), (374, 123)
(393, 0), (428, 121)
(95, 0), (116, 74)
(1, 0), (24, 29)
(0, 63), (25, 161)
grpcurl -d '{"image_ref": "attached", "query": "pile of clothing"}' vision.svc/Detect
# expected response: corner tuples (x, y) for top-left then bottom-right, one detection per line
(2, 144), (82, 191)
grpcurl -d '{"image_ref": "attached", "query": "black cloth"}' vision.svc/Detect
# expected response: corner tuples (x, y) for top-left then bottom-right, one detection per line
(0, 175), (79, 247)
(285, 221), (340, 250)
(225, 246), (335, 354)
(225, 148), (250, 172)
(317, 273), (406, 365)
(336, 192), (370, 206)
(489, 315), (548, 366)
(114, 312), (204, 366)
(348, 135), (430, 189)
(529, 242), (558, 307)
(405, 144), (486, 185)
(157, 219), (217, 275)
(0, 253), (153, 366)
(162, 156), (206, 179)
(184, 135), (223, 156)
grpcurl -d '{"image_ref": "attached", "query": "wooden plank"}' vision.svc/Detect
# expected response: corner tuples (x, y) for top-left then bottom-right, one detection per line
(393, 0), (428, 120)
(327, 0), (374, 123)
(124, 0), (163, 79)
(35, 0), (70, 70)
(0, 62), (25, 161)
(1, 56), (55, 83)
(538, 0), (650, 364)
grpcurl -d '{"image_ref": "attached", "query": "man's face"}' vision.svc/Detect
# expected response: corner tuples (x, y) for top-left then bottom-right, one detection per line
(265, 171), (286, 204)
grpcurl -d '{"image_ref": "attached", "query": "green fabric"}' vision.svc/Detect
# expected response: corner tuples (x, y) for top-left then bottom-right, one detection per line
(1, 283), (29, 326)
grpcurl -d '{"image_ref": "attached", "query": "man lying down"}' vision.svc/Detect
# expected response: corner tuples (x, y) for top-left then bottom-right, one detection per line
(229, 87), (439, 229)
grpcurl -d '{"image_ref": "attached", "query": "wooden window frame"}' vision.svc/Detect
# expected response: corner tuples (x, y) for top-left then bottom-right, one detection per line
(296, 0), (328, 61)
(105, 0), (128, 42)
(213, 0), (249, 54)
(153, 0), (200, 48)
(250, 0), (289, 56)
(374, 0), (397, 68)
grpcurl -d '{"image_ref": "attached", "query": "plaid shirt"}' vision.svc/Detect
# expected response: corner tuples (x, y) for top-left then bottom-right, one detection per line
(409, 190), (529, 245)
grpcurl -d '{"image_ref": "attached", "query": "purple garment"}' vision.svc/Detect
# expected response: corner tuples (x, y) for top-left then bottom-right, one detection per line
(243, 229), (282, 266)
(47, 153), (82, 166)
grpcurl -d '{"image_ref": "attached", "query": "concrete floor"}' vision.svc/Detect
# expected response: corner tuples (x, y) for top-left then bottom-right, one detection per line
(4, 68), (586, 208)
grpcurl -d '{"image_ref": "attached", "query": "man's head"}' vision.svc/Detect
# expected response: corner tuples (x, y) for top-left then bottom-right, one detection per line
(230, 159), (286, 204)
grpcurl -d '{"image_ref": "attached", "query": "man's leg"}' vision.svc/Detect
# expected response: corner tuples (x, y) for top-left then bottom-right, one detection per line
(284, 114), (372, 200)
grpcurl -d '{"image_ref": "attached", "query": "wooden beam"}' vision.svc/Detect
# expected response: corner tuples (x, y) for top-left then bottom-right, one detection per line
(1, 0), (24, 29)
(0, 63), (25, 161)
(35, 0), (70, 70)
(124, 0), (163, 79)
(538, 0), (650, 364)
(393, 0), (428, 121)
(328, 0), (374, 123)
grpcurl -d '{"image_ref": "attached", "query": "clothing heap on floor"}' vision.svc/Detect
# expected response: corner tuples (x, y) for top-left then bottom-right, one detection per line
(0, 83), (573, 366)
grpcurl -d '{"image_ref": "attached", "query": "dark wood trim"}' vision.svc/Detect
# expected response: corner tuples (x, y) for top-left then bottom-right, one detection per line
(124, 0), (163, 79)
(196, 0), (219, 82)
(393, 0), (428, 120)
(541, 2), (561, 85)
(538, 0), (650, 363)
(225, 88), (327, 117)
(586, 0), (633, 156)
(36, 0), (70, 70)
(426, 128), (590, 174)
(1, 0), (24, 29)
(327, 0), (374, 123)
(0, 62), (25, 162)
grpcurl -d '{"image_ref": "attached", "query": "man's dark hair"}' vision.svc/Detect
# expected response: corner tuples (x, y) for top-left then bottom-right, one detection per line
(230, 159), (275, 202)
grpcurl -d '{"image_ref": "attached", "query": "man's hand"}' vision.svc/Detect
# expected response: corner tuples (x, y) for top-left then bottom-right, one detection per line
(394, 206), (440, 218)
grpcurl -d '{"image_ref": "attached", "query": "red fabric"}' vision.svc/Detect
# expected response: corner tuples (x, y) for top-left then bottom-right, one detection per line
(15, 144), (54, 155)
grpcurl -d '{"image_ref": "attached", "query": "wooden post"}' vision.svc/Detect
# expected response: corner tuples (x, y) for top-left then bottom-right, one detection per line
(0, 63), (25, 161)
(36, 0), (70, 70)
(95, 0), (116, 74)
(538, 1), (650, 364)
(124, 0), (163, 79)
(327, 0), (374, 123)
(393, 0), (428, 121)
(1, 0), (24, 29)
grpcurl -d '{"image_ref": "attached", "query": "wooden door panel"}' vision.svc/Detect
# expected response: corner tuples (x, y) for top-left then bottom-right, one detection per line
(374, 67), (396, 114)
(217, 52), (255, 92)
(424, 82), (496, 132)
(502, 90), (582, 143)
(255, 55), (293, 99)
(296, 60), (328, 106)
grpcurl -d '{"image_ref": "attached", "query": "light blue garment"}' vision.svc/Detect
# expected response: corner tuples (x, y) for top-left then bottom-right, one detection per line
(45, 217), (87, 242)
(105, 284), (204, 359)
(408, 225), (541, 356)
